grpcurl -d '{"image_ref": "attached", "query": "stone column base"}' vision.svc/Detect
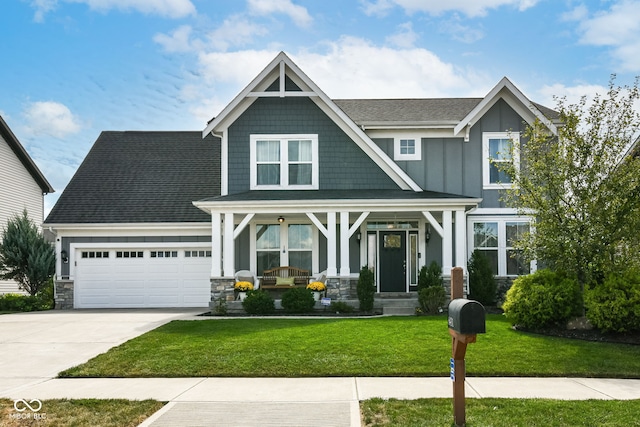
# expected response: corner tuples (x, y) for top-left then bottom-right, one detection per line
(54, 279), (74, 309)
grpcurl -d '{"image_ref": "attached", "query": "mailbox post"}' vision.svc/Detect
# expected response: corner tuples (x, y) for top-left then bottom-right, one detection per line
(448, 269), (486, 427)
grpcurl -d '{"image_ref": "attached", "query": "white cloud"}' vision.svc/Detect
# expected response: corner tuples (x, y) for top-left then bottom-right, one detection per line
(247, 0), (312, 28)
(206, 15), (269, 51)
(439, 15), (485, 43)
(385, 22), (419, 48)
(537, 82), (608, 111)
(574, 0), (640, 72)
(153, 25), (200, 53)
(361, 0), (539, 17)
(30, 0), (196, 21)
(23, 101), (82, 138)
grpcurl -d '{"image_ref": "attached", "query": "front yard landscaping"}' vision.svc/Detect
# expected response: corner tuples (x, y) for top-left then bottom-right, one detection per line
(60, 315), (640, 378)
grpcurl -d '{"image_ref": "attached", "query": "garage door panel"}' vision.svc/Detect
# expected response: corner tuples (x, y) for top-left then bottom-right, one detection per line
(75, 248), (210, 308)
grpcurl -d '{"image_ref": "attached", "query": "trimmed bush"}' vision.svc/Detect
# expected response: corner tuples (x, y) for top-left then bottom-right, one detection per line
(468, 249), (497, 305)
(328, 301), (355, 314)
(357, 266), (376, 312)
(281, 288), (315, 313)
(418, 261), (442, 291)
(418, 286), (446, 315)
(584, 270), (640, 332)
(0, 280), (54, 312)
(242, 290), (275, 315)
(502, 269), (582, 329)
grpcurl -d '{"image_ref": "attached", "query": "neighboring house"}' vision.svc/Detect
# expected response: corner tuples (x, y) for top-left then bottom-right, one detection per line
(45, 52), (559, 309)
(0, 116), (55, 294)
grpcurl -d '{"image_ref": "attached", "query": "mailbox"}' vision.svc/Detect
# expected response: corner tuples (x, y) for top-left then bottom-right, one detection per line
(448, 299), (486, 334)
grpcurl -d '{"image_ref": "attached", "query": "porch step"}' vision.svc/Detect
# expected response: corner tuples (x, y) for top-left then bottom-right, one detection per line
(381, 298), (419, 316)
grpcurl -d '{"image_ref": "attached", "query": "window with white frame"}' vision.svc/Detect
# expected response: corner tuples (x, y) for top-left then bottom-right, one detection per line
(482, 132), (519, 189)
(394, 137), (421, 161)
(470, 217), (532, 276)
(250, 135), (318, 189)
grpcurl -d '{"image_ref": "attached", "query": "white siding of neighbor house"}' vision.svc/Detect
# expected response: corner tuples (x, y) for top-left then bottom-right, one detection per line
(0, 133), (45, 294)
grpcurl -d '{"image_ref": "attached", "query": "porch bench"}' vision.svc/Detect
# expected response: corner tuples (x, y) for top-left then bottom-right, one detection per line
(260, 266), (310, 291)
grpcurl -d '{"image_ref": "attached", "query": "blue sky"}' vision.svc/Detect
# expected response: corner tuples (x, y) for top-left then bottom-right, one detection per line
(2, 0), (639, 215)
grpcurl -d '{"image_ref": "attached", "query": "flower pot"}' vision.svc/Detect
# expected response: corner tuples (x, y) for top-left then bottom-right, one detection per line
(312, 291), (322, 301)
(238, 292), (247, 301)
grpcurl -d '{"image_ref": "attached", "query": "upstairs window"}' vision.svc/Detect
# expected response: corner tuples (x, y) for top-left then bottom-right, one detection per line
(483, 132), (519, 189)
(394, 137), (421, 161)
(251, 135), (318, 189)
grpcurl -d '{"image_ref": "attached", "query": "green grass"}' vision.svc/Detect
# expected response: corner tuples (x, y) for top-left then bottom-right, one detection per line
(0, 398), (164, 427)
(60, 315), (640, 378)
(361, 398), (640, 426)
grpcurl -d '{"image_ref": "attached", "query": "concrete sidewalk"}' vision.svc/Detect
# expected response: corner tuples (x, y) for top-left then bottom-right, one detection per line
(4, 376), (640, 427)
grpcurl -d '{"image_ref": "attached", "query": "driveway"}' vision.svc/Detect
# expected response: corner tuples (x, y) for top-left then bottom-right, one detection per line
(0, 308), (205, 396)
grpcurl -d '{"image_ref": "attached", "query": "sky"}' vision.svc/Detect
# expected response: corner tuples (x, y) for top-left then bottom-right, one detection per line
(1, 0), (640, 216)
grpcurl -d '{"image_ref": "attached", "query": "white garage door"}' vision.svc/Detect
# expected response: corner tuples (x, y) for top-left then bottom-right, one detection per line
(74, 248), (211, 308)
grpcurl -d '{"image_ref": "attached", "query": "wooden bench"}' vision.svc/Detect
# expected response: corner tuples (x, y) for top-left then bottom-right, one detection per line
(260, 266), (310, 290)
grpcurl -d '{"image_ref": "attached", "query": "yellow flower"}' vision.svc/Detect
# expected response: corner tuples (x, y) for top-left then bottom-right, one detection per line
(234, 281), (254, 292)
(307, 281), (326, 292)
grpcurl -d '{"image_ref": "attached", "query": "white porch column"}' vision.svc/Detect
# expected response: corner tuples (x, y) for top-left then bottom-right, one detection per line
(327, 212), (337, 277)
(223, 212), (235, 277)
(211, 212), (222, 277)
(455, 209), (466, 273)
(340, 211), (350, 276)
(442, 210), (453, 274)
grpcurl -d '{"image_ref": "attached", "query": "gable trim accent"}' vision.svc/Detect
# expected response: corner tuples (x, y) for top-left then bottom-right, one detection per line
(0, 116), (54, 194)
(454, 77), (558, 137)
(203, 52), (422, 192)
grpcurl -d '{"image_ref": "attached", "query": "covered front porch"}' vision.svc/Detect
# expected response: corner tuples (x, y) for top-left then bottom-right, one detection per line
(194, 190), (481, 305)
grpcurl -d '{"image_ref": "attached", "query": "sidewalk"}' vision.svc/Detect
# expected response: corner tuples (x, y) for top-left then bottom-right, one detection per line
(4, 376), (640, 427)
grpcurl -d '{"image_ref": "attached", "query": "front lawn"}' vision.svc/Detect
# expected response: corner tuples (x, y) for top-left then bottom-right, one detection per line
(60, 315), (640, 378)
(361, 398), (640, 426)
(0, 398), (163, 427)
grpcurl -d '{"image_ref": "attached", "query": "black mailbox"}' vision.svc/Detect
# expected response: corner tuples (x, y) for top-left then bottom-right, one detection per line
(448, 299), (486, 334)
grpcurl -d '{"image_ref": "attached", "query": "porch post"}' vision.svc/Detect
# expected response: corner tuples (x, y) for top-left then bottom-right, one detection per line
(211, 212), (222, 277)
(327, 212), (337, 277)
(443, 210), (453, 274)
(223, 212), (235, 277)
(339, 211), (350, 276)
(455, 210), (466, 273)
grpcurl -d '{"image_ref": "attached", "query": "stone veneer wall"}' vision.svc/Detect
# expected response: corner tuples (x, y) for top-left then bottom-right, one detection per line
(54, 279), (74, 309)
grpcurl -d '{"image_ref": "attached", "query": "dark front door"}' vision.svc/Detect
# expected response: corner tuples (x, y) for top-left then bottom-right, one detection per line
(379, 231), (406, 292)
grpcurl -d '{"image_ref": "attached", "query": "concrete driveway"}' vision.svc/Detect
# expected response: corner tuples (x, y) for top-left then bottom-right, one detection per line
(0, 308), (205, 396)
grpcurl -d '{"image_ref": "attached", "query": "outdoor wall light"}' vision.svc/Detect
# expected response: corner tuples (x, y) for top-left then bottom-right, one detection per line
(278, 216), (285, 223)
(61, 249), (69, 264)
(425, 224), (431, 244)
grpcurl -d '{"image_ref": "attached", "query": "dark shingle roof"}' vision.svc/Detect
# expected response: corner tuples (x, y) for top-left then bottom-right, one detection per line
(0, 115), (54, 194)
(334, 98), (559, 126)
(45, 131), (220, 224)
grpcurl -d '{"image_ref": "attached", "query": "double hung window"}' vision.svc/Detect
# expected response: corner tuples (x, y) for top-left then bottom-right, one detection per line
(470, 218), (532, 276)
(483, 132), (519, 189)
(251, 135), (318, 189)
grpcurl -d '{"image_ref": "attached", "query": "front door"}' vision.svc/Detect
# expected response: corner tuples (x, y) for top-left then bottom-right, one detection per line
(379, 231), (406, 292)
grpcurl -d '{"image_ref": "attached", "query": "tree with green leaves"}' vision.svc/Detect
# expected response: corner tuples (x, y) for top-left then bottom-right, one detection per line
(499, 76), (640, 289)
(0, 210), (55, 296)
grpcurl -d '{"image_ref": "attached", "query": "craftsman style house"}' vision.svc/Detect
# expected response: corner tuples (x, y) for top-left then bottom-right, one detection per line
(0, 116), (54, 294)
(45, 52), (559, 309)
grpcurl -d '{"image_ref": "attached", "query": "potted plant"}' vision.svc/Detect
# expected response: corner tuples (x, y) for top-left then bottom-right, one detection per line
(234, 281), (254, 301)
(306, 281), (326, 301)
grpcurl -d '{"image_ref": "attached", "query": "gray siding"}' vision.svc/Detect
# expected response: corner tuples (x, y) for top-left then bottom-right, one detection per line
(227, 97), (398, 194)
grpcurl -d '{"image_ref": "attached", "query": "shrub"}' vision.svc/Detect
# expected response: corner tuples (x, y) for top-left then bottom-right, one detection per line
(280, 288), (315, 313)
(0, 280), (54, 312)
(584, 270), (640, 332)
(468, 249), (497, 305)
(357, 265), (376, 312)
(418, 286), (446, 315)
(502, 269), (582, 329)
(242, 290), (275, 315)
(328, 301), (355, 314)
(418, 261), (442, 291)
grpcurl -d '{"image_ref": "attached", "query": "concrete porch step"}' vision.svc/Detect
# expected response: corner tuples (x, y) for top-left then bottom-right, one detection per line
(380, 297), (419, 316)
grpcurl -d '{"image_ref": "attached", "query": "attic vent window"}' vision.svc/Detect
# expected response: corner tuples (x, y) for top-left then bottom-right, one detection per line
(394, 137), (421, 161)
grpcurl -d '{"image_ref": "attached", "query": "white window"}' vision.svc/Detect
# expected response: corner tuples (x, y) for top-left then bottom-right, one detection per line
(469, 217), (533, 276)
(394, 137), (421, 161)
(482, 132), (519, 189)
(255, 223), (313, 275)
(250, 135), (318, 189)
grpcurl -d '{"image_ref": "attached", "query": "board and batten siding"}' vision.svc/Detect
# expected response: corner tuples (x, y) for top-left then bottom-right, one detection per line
(0, 133), (45, 294)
